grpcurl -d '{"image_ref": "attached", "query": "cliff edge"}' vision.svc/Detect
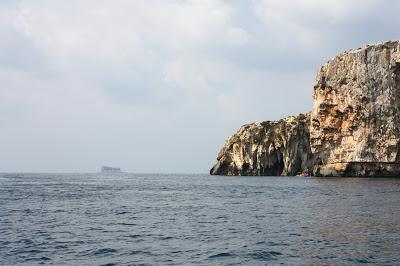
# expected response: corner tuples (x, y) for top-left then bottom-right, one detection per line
(311, 40), (400, 176)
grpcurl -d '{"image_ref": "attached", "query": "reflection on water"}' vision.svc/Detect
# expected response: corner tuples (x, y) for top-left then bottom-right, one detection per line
(0, 174), (399, 265)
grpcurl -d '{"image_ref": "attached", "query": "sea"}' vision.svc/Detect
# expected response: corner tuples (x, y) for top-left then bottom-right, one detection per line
(1, 173), (400, 265)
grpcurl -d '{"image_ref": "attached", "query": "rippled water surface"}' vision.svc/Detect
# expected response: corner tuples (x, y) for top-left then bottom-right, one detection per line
(1, 173), (400, 265)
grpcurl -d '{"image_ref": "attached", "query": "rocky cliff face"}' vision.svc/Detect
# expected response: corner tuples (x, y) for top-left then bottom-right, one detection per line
(311, 40), (400, 176)
(211, 40), (400, 177)
(210, 113), (313, 176)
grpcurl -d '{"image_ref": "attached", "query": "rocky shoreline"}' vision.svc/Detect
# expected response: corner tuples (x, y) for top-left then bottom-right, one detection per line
(211, 40), (400, 177)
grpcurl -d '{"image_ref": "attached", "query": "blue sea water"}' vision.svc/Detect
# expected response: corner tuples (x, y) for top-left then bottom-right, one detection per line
(1, 173), (400, 265)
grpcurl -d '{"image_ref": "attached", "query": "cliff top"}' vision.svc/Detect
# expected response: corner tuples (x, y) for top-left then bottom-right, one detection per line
(240, 112), (310, 129)
(324, 40), (400, 64)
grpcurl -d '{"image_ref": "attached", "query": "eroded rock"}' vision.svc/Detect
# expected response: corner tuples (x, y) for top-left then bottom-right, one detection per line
(311, 40), (400, 176)
(211, 40), (400, 177)
(210, 113), (313, 176)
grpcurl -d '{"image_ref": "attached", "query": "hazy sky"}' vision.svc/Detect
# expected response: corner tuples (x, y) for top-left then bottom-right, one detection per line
(1, 0), (399, 173)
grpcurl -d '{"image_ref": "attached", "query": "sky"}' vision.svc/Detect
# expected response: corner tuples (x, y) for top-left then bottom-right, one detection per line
(1, 0), (399, 173)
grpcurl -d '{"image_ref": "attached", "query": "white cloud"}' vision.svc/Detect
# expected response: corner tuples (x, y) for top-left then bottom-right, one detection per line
(163, 56), (208, 94)
(225, 27), (250, 46)
(12, 0), (249, 97)
(253, 0), (379, 24)
(14, 0), (236, 56)
(252, 0), (381, 50)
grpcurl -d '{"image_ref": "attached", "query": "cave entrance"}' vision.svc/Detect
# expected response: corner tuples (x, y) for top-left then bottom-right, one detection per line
(264, 152), (284, 176)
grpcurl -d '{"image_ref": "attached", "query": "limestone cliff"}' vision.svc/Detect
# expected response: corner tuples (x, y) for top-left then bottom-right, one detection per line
(211, 40), (400, 177)
(210, 113), (313, 176)
(311, 40), (400, 176)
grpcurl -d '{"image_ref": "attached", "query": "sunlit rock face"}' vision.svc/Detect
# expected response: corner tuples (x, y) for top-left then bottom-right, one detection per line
(311, 41), (400, 176)
(210, 113), (313, 176)
(211, 40), (400, 177)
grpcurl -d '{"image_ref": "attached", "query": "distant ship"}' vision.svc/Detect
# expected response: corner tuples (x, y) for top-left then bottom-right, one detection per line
(101, 166), (122, 173)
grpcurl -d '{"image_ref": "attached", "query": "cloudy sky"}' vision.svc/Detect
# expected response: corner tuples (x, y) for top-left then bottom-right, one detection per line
(1, 0), (399, 173)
